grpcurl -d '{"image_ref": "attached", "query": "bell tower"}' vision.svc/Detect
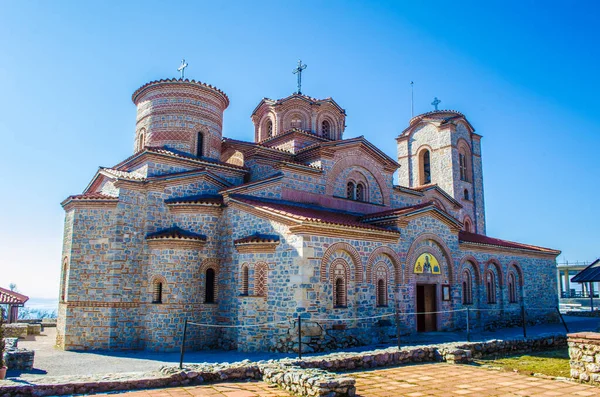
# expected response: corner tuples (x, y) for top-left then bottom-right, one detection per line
(131, 78), (229, 160)
(396, 110), (486, 234)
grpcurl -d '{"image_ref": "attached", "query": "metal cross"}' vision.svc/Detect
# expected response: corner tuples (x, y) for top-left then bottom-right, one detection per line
(431, 97), (441, 111)
(292, 60), (307, 94)
(177, 59), (188, 79)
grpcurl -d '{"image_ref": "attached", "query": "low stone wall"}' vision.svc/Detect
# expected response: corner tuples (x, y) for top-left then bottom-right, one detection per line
(3, 350), (34, 371)
(565, 310), (600, 318)
(26, 324), (41, 336)
(568, 332), (600, 384)
(2, 325), (28, 339)
(0, 334), (566, 396)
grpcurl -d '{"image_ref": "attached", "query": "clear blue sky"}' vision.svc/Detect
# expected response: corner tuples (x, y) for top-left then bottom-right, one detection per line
(1, 1), (598, 299)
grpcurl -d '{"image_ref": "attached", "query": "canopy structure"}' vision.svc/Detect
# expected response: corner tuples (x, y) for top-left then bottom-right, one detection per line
(571, 259), (600, 283)
(571, 259), (600, 311)
(0, 287), (29, 323)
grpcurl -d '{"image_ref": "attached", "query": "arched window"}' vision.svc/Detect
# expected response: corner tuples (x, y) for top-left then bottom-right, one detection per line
(266, 120), (273, 138)
(291, 114), (303, 129)
(356, 183), (365, 202)
(377, 279), (386, 307)
(346, 181), (355, 200)
(241, 264), (249, 296)
(459, 152), (468, 182)
(152, 280), (163, 304)
(197, 132), (204, 157)
(335, 278), (346, 307)
(332, 262), (347, 308)
(464, 189), (470, 200)
(137, 129), (146, 152)
(508, 272), (517, 303)
(420, 149), (432, 185)
(61, 258), (69, 302)
(462, 269), (472, 305)
(205, 268), (216, 303)
(463, 218), (473, 233)
(322, 120), (330, 139)
(255, 263), (268, 297)
(486, 271), (496, 304)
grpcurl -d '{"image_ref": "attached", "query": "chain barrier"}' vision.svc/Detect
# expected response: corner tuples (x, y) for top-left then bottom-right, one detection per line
(178, 305), (567, 368)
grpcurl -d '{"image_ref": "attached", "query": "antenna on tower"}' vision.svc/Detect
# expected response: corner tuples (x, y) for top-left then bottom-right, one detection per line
(410, 81), (414, 118)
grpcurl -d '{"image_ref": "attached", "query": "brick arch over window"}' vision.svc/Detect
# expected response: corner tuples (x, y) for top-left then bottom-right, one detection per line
(366, 247), (401, 284)
(459, 255), (481, 282)
(483, 259), (504, 287)
(316, 111), (340, 139)
(281, 107), (311, 131)
(506, 261), (524, 287)
(404, 233), (454, 284)
(331, 258), (350, 308)
(320, 242), (363, 283)
(326, 156), (389, 205)
(150, 275), (168, 304)
(463, 215), (474, 232)
(200, 258), (220, 303)
(260, 114), (276, 140)
(457, 138), (473, 183)
(240, 263), (249, 296)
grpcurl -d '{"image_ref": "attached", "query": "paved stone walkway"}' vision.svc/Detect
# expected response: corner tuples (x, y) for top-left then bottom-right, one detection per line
(103, 364), (598, 396)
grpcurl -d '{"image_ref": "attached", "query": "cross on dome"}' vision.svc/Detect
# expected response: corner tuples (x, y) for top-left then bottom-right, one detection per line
(431, 97), (441, 111)
(177, 59), (188, 79)
(292, 60), (307, 95)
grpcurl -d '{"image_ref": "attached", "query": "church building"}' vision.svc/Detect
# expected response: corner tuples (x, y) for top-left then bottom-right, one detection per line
(57, 69), (560, 352)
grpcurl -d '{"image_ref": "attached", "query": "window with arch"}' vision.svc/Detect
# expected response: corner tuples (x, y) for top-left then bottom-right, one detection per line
(486, 271), (497, 304)
(61, 258), (69, 302)
(241, 264), (249, 296)
(332, 262), (348, 308)
(459, 152), (468, 182)
(508, 272), (517, 303)
(137, 129), (146, 152)
(266, 120), (273, 138)
(322, 120), (331, 139)
(152, 280), (163, 304)
(197, 132), (204, 157)
(464, 189), (470, 201)
(356, 183), (365, 202)
(463, 217), (473, 233)
(346, 181), (355, 200)
(462, 269), (473, 305)
(291, 114), (303, 129)
(205, 268), (216, 303)
(375, 265), (388, 307)
(420, 149), (432, 185)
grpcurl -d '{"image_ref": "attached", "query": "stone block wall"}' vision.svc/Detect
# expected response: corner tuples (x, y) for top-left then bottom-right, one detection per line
(568, 332), (600, 384)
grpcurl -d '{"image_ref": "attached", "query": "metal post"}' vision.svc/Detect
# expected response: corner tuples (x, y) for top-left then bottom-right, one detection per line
(179, 319), (188, 369)
(395, 304), (401, 349)
(521, 303), (527, 339)
(556, 306), (570, 333)
(297, 315), (302, 359)
(590, 283), (594, 312)
(466, 307), (471, 342)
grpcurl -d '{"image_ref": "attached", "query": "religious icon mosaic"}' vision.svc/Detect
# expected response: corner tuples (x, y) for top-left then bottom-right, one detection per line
(413, 253), (441, 274)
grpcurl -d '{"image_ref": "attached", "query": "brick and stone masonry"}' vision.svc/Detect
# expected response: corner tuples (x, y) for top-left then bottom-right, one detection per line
(57, 77), (561, 352)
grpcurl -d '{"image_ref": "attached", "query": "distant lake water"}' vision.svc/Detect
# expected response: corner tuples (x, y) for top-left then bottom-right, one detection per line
(23, 297), (58, 313)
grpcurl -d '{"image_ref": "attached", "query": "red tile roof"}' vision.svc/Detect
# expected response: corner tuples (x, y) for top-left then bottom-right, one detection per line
(234, 234), (280, 245)
(360, 202), (435, 221)
(146, 227), (207, 242)
(131, 78), (229, 107)
(64, 192), (118, 201)
(458, 231), (560, 254)
(0, 287), (29, 305)
(230, 195), (397, 233)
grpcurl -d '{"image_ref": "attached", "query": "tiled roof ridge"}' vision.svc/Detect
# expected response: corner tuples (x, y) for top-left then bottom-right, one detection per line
(234, 233), (280, 245)
(408, 109), (465, 125)
(145, 147), (248, 171)
(359, 201), (435, 221)
(131, 78), (229, 106)
(259, 128), (333, 145)
(229, 194), (395, 233)
(0, 286), (29, 304)
(458, 231), (560, 254)
(100, 167), (146, 181)
(146, 226), (207, 241)
(65, 192), (119, 201)
(220, 173), (284, 194)
(222, 137), (297, 155)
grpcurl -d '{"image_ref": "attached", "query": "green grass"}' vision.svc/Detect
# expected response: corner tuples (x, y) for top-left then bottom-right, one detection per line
(475, 349), (570, 378)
